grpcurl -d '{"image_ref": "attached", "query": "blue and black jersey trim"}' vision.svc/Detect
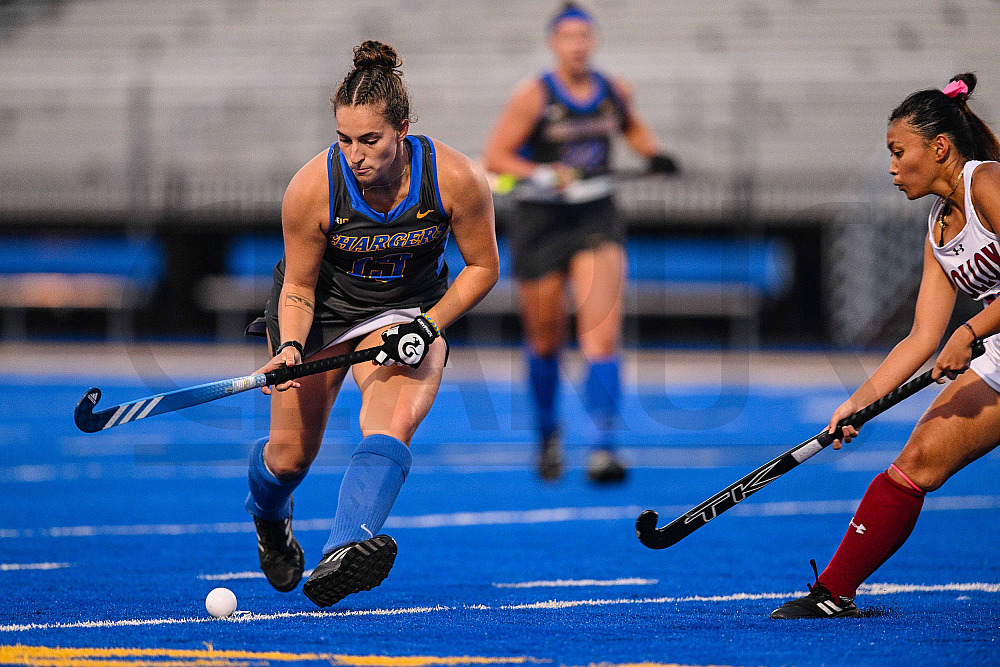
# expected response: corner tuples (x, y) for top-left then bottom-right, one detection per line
(328, 135), (425, 225)
(427, 137), (446, 214)
(542, 71), (610, 114)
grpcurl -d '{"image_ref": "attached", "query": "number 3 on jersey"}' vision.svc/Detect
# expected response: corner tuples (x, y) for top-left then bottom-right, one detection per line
(348, 252), (413, 280)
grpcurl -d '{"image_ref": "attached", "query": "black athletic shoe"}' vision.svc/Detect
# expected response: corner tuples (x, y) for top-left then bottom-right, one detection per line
(302, 535), (397, 608)
(770, 560), (861, 619)
(253, 511), (305, 593)
(538, 430), (563, 481)
(586, 448), (627, 484)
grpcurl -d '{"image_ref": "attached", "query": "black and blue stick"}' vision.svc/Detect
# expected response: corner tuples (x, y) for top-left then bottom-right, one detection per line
(74, 346), (380, 433)
(636, 341), (986, 550)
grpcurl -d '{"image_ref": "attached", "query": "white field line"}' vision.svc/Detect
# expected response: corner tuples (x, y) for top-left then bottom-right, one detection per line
(494, 578), (658, 589)
(858, 582), (1000, 594)
(0, 506), (647, 539)
(496, 594), (791, 611)
(201, 575), (658, 587)
(4, 445), (955, 482)
(198, 570), (313, 581)
(0, 562), (71, 571)
(0, 605), (450, 632)
(3, 583), (998, 633)
(198, 571), (264, 581)
(3, 495), (998, 540)
(386, 506), (648, 528)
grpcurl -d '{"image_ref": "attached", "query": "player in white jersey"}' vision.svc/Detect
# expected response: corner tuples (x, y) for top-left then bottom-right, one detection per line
(926, 161), (1000, 380)
(772, 73), (1000, 618)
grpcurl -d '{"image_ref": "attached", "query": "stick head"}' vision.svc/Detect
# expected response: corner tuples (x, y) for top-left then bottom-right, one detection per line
(74, 387), (103, 433)
(635, 510), (662, 547)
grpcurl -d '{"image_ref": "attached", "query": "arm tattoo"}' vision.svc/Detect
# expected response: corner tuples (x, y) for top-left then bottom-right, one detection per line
(284, 292), (314, 314)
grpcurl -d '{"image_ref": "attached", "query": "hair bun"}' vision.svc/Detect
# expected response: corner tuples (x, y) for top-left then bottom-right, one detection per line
(949, 72), (977, 101)
(353, 40), (402, 72)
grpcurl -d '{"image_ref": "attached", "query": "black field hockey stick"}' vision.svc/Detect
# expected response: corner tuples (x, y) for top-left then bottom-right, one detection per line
(636, 341), (987, 550)
(74, 346), (380, 433)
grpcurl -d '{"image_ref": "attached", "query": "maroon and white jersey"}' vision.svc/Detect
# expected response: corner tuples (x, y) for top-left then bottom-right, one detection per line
(928, 160), (1000, 361)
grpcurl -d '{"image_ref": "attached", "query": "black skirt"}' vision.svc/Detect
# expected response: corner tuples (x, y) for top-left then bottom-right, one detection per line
(246, 257), (447, 357)
(508, 196), (624, 280)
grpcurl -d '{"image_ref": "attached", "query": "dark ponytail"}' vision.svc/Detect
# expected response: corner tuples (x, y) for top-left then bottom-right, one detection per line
(889, 72), (1000, 162)
(332, 40), (413, 129)
(955, 73), (1000, 162)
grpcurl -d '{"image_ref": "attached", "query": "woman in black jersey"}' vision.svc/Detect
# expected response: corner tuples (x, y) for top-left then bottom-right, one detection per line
(244, 41), (499, 608)
(483, 2), (678, 483)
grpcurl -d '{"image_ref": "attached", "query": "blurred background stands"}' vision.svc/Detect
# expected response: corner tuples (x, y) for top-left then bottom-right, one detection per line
(0, 0), (997, 347)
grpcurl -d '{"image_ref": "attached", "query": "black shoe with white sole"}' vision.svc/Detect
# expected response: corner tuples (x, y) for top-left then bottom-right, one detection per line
(302, 535), (398, 608)
(770, 560), (862, 619)
(586, 448), (627, 484)
(253, 512), (304, 593)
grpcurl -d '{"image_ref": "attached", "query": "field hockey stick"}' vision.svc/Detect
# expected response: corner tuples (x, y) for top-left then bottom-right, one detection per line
(74, 346), (380, 433)
(490, 165), (677, 196)
(636, 341), (987, 550)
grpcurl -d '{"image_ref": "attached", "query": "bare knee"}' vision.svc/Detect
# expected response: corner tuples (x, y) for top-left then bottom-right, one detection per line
(523, 308), (565, 355)
(576, 308), (621, 359)
(361, 427), (414, 448)
(357, 382), (426, 446)
(525, 320), (564, 356)
(530, 336), (562, 357)
(579, 335), (617, 361)
(264, 457), (311, 481)
(518, 283), (566, 356)
(264, 440), (316, 480)
(578, 322), (619, 359)
(893, 447), (949, 493)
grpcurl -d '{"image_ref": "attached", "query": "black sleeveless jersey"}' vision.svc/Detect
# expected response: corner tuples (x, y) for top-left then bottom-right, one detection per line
(265, 134), (450, 342)
(519, 71), (627, 179)
(321, 134), (450, 308)
(254, 135), (450, 356)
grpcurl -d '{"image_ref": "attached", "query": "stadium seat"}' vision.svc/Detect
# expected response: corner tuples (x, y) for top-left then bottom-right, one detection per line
(0, 235), (165, 339)
(195, 235), (283, 338)
(446, 235), (792, 347)
(197, 234), (792, 346)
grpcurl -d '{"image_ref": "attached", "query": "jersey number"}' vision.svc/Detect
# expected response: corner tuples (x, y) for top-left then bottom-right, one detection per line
(348, 253), (413, 280)
(563, 140), (607, 172)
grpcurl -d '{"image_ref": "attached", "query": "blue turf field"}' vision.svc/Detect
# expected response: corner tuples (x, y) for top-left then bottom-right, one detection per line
(2, 355), (1000, 667)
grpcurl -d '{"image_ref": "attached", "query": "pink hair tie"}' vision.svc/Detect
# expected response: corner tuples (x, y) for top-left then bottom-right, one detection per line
(942, 80), (969, 98)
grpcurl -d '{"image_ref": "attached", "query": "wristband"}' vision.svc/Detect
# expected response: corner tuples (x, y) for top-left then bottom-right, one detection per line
(274, 340), (304, 356)
(420, 313), (442, 337)
(962, 321), (979, 342)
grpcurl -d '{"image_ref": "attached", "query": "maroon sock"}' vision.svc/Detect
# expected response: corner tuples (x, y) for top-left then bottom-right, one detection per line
(817, 471), (925, 599)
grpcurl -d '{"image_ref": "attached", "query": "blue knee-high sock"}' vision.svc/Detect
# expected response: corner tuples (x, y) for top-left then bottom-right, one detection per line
(528, 351), (560, 439)
(323, 434), (413, 554)
(245, 437), (307, 521)
(585, 356), (621, 447)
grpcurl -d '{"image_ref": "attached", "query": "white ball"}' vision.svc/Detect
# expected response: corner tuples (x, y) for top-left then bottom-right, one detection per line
(205, 587), (237, 618)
